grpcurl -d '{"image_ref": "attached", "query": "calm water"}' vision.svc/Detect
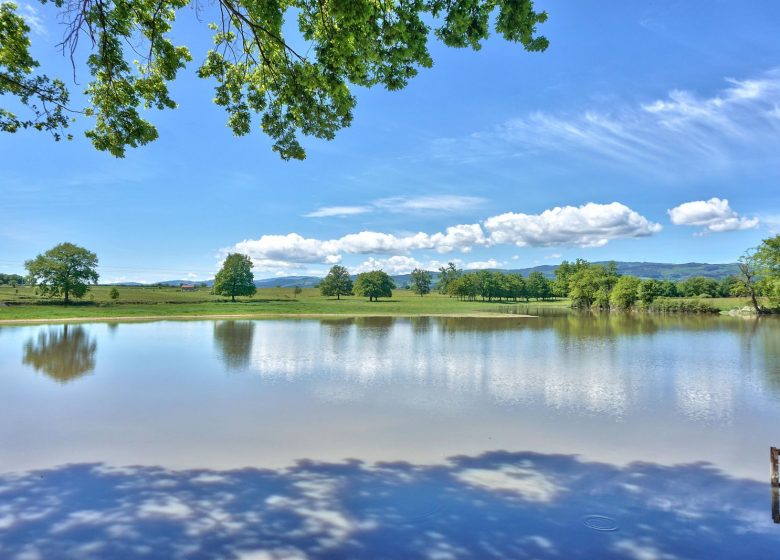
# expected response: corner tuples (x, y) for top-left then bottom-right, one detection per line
(1, 314), (780, 558)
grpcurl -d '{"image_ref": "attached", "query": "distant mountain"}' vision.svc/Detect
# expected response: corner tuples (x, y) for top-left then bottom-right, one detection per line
(102, 261), (739, 288)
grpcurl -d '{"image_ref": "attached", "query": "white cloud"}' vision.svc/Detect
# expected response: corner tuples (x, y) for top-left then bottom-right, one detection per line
(223, 202), (659, 274)
(230, 234), (342, 265)
(373, 195), (485, 213)
(465, 259), (503, 270)
(668, 198), (758, 234)
(544, 253), (563, 260)
(484, 202), (662, 248)
(433, 70), (780, 178)
(305, 195), (485, 218)
(303, 206), (372, 218)
(352, 256), (423, 275)
(5, 2), (47, 36)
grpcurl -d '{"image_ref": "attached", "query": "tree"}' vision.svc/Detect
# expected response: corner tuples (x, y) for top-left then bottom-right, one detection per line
(610, 275), (641, 310)
(320, 265), (353, 300)
(2, 1), (548, 159)
(410, 268), (432, 297)
(292, 285), (303, 299)
(736, 252), (762, 314)
(436, 262), (462, 295)
(109, 287), (120, 300)
(755, 234), (780, 308)
(212, 253), (256, 302)
(25, 242), (99, 303)
(353, 270), (395, 302)
(679, 276), (719, 298)
(637, 279), (662, 306)
(568, 263), (618, 309)
(527, 271), (552, 301)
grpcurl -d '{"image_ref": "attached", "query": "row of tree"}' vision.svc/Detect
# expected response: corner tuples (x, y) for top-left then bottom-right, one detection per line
(10, 234), (780, 309)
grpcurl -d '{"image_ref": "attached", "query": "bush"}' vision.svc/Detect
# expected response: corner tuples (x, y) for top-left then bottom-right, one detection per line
(646, 297), (719, 314)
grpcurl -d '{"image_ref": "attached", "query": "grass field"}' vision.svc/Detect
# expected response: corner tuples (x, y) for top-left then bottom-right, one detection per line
(0, 284), (761, 322)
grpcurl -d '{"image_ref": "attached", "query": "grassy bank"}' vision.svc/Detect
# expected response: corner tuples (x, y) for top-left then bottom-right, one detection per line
(0, 285), (569, 321)
(0, 285), (761, 322)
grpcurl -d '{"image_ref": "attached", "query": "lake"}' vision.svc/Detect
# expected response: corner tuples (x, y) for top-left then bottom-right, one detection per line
(1, 314), (779, 558)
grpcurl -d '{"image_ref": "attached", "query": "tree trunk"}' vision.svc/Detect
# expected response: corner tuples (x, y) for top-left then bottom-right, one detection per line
(749, 288), (761, 315)
(64, 288), (69, 304)
(231, 294), (235, 302)
(337, 293), (340, 300)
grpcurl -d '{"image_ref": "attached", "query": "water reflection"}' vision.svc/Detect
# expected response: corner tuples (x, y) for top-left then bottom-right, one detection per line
(22, 325), (97, 383)
(0, 450), (777, 559)
(213, 321), (255, 370)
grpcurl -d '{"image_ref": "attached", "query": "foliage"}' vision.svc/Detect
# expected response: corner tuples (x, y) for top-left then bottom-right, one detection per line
(0, 3), (72, 140)
(319, 265), (353, 300)
(436, 262), (462, 294)
(25, 242), (99, 303)
(526, 271), (552, 300)
(410, 268), (432, 296)
(353, 270), (395, 302)
(567, 262), (618, 309)
(212, 253), (256, 302)
(109, 287), (120, 300)
(0, 273), (25, 286)
(755, 234), (780, 307)
(637, 279), (662, 305)
(678, 276), (719, 298)
(3, 0), (548, 158)
(610, 276), (641, 310)
(646, 297), (720, 314)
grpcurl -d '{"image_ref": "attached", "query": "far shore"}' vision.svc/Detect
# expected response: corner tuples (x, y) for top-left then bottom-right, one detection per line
(0, 312), (538, 325)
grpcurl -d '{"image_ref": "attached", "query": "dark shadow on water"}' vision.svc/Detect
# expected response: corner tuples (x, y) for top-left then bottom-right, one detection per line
(0, 450), (778, 559)
(21, 325), (97, 383)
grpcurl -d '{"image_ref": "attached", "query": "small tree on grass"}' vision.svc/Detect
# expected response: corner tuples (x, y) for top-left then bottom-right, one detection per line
(410, 268), (431, 296)
(354, 270), (395, 302)
(293, 286), (302, 299)
(25, 242), (99, 304)
(212, 253), (256, 302)
(320, 265), (353, 300)
(109, 287), (120, 300)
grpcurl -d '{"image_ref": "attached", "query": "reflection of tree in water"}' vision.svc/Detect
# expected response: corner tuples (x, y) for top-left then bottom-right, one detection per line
(22, 325), (97, 383)
(213, 321), (256, 370)
(758, 318), (780, 392)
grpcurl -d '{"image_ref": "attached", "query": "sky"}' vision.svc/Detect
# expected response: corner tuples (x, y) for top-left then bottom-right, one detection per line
(2, 0), (780, 283)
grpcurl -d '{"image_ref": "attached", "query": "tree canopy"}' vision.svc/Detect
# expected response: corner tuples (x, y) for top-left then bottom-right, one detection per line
(319, 264), (353, 299)
(212, 253), (256, 301)
(353, 270), (394, 302)
(410, 268), (431, 296)
(25, 242), (99, 303)
(1, 0), (548, 158)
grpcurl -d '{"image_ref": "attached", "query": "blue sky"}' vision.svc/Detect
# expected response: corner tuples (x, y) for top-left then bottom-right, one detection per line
(2, 0), (780, 282)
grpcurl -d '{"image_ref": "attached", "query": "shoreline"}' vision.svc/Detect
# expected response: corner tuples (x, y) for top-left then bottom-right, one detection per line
(0, 312), (538, 325)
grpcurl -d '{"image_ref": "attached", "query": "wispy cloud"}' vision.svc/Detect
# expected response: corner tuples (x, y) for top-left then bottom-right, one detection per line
(2, 1), (47, 36)
(432, 70), (780, 178)
(668, 198), (758, 235)
(225, 202), (661, 273)
(304, 206), (373, 218)
(305, 195), (485, 218)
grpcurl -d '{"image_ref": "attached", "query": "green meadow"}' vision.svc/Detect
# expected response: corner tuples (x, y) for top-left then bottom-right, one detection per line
(0, 284), (758, 322)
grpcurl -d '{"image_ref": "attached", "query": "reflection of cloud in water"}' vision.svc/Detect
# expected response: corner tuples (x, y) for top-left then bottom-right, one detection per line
(22, 325), (97, 383)
(0, 450), (778, 559)
(241, 320), (649, 418)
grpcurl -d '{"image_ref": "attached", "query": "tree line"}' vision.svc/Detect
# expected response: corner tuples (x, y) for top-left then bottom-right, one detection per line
(9, 234), (780, 311)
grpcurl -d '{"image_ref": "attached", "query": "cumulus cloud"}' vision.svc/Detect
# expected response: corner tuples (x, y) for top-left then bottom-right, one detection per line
(465, 259), (503, 270)
(668, 198), (758, 234)
(432, 70), (780, 178)
(223, 202), (660, 274)
(305, 195), (485, 218)
(352, 256), (424, 275)
(484, 203), (662, 248)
